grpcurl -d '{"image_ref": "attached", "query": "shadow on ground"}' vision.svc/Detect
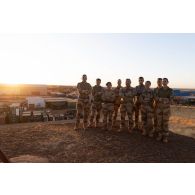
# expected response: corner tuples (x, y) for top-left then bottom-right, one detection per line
(0, 123), (195, 163)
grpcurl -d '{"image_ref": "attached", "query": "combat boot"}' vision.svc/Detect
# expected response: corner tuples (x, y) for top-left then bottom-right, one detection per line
(148, 132), (154, 138)
(156, 134), (163, 141)
(113, 120), (117, 127)
(117, 128), (122, 132)
(120, 125), (125, 132)
(128, 127), (132, 134)
(142, 129), (147, 136)
(108, 126), (112, 131)
(83, 123), (88, 130)
(134, 124), (139, 130)
(162, 137), (168, 143)
(88, 122), (94, 128)
(102, 125), (108, 131)
(74, 123), (80, 131)
(127, 123), (132, 133)
(95, 121), (101, 128)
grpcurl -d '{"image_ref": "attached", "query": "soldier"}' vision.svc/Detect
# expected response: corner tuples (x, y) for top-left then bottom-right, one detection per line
(120, 79), (136, 133)
(74, 74), (92, 130)
(102, 82), (115, 131)
(89, 78), (103, 128)
(134, 77), (145, 129)
(153, 78), (163, 132)
(155, 78), (173, 143)
(113, 79), (122, 127)
(140, 81), (154, 137)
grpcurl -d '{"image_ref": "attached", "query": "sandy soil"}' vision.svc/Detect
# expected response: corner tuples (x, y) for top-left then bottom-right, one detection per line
(0, 106), (195, 163)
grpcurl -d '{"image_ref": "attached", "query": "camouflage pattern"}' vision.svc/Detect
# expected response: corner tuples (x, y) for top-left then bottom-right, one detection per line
(140, 88), (154, 136)
(134, 84), (145, 127)
(153, 86), (163, 131)
(90, 85), (103, 125)
(76, 81), (92, 128)
(120, 87), (136, 130)
(155, 87), (173, 137)
(113, 86), (122, 125)
(102, 89), (115, 130)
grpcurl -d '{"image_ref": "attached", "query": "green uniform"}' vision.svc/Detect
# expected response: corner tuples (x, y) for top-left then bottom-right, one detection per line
(134, 84), (145, 127)
(140, 88), (154, 136)
(90, 85), (103, 126)
(102, 89), (115, 130)
(153, 86), (163, 131)
(120, 86), (136, 130)
(113, 86), (122, 125)
(76, 81), (92, 128)
(155, 87), (173, 138)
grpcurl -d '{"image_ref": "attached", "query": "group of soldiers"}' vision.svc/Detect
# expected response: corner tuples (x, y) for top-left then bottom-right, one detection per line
(74, 74), (173, 143)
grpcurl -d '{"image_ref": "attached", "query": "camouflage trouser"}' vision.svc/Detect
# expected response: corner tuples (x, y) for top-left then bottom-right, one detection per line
(76, 99), (91, 126)
(153, 107), (158, 131)
(134, 101), (141, 126)
(113, 104), (120, 123)
(156, 104), (171, 137)
(120, 103), (134, 129)
(141, 104), (154, 134)
(102, 103), (114, 128)
(90, 102), (102, 124)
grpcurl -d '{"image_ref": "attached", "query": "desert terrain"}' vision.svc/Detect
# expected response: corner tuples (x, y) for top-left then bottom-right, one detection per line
(0, 106), (195, 163)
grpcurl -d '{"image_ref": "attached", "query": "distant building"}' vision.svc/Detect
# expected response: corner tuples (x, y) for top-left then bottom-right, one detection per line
(173, 89), (195, 97)
(26, 97), (46, 109)
(44, 97), (77, 110)
(0, 84), (48, 96)
(19, 85), (48, 96)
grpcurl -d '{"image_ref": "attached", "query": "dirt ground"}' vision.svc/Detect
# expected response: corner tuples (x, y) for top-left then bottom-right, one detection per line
(0, 106), (195, 163)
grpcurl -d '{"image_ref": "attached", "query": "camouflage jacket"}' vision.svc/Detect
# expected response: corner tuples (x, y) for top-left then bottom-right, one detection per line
(102, 89), (115, 103)
(155, 87), (173, 105)
(77, 81), (92, 100)
(140, 88), (154, 106)
(113, 86), (122, 105)
(135, 84), (145, 96)
(119, 87), (136, 104)
(135, 84), (145, 103)
(92, 85), (103, 102)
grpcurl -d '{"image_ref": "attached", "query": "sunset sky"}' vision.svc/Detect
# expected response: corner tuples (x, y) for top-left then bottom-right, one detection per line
(0, 33), (194, 88)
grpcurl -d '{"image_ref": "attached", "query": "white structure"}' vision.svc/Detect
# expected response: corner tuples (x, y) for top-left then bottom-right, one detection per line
(26, 97), (46, 109)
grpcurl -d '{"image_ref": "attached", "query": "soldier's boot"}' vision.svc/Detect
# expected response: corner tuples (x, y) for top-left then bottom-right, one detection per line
(162, 137), (168, 143)
(128, 127), (132, 133)
(117, 128), (122, 132)
(108, 125), (112, 131)
(120, 124), (125, 132)
(148, 129), (154, 138)
(113, 119), (118, 127)
(142, 129), (147, 136)
(134, 123), (139, 130)
(95, 120), (101, 128)
(102, 124), (108, 131)
(128, 122), (133, 133)
(88, 122), (94, 128)
(156, 133), (163, 141)
(148, 132), (154, 138)
(83, 123), (88, 130)
(74, 122), (80, 131)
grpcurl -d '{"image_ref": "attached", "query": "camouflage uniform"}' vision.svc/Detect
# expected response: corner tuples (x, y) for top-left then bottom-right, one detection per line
(140, 88), (154, 136)
(113, 86), (122, 125)
(120, 87), (136, 130)
(102, 89), (115, 130)
(76, 81), (92, 128)
(153, 86), (162, 131)
(89, 85), (103, 126)
(155, 87), (173, 138)
(134, 84), (145, 128)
